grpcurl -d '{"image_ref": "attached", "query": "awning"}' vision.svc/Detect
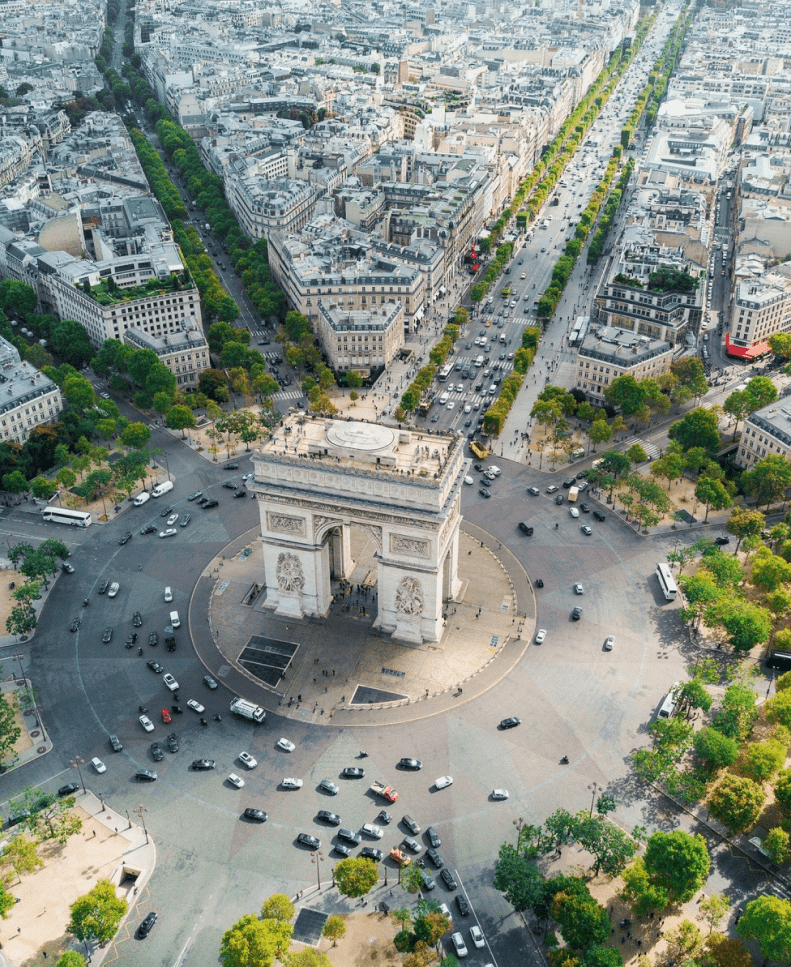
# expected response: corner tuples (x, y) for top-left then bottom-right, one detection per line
(725, 333), (770, 358)
(414, 306), (424, 320)
(439, 286), (446, 296)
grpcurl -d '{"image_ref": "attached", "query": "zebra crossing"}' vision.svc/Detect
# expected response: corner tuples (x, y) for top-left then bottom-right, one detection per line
(273, 390), (303, 401)
(635, 438), (661, 460)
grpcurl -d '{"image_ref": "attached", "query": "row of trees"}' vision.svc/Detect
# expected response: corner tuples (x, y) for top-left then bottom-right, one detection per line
(398, 313), (465, 418)
(586, 159), (634, 264)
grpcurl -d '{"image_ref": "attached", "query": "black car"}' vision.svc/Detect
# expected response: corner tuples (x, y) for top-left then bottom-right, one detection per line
(98, 579), (109, 594)
(109, 734), (123, 752)
(135, 770), (157, 782)
(480, 478), (492, 488)
(297, 833), (321, 849)
(455, 894), (470, 916)
(225, 463), (239, 470)
(426, 848), (444, 868)
(555, 494), (564, 504)
(192, 759), (215, 770)
(479, 489), (491, 498)
(147, 659), (163, 674)
(167, 733), (179, 753)
(119, 532), (132, 545)
(499, 716), (521, 729)
(138, 911), (158, 938)
(222, 481), (237, 489)
(334, 843), (352, 856)
(714, 536), (730, 546)
(187, 492), (202, 501)
(398, 758), (422, 770)
(342, 766), (365, 778)
(233, 490), (247, 498)
(57, 782), (80, 797)
(338, 828), (361, 845)
(572, 607), (582, 621)
(580, 503), (590, 513)
(473, 463), (484, 472)
(203, 499), (219, 509)
(70, 617), (81, 633)
(148, 631), (158, 646)
(160, 506), (173, 517)
(197, 495), (210, 506)
(377, 810), (392, 824)
(426, 826), (441, 848)
(165, 635), (177, 652)
(125, 632), (137, 646)
(576, 470), (589, 480)
(133, 611), (143, 627)
(179, 514), (191, 527)
(61, 561), (75, 574)
(360, 847), (383, 862)
(243, 808), (267, 822)
(150, 742), (164, 762)
(317, 810), (341, 826)
(102, 627), (113, 643)
(518, 522), (534, 536)
(440, 869), (458, 890)
(593, 510), (606, 522)
(140, 524), (157, 535)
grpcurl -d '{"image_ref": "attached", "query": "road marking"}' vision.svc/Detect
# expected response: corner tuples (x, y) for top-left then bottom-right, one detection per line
(0, 766), (71, 807)
(454, 870), (501, 967)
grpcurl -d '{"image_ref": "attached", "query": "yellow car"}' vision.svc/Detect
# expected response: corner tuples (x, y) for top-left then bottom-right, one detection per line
(389, 847), (411, 867)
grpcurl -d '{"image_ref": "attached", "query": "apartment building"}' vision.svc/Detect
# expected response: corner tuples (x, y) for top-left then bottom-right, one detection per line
(736, 399), (791, 469)
(575, 326), (673, 404)
(727, 276), (791, 359)
(0, 336), (62, 444)
(225, 175), (317, 242)
(123, 326), (210, 388)
(316, 302), (404, 375)
(592, 277), (702, 346)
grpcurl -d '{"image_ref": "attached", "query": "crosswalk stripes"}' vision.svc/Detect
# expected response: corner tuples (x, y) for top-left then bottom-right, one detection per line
(273, 390), (302, 401)
(635, 439), (661, 460)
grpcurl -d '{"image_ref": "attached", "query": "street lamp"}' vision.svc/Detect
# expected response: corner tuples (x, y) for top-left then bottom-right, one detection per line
(134, 803), (149, 844)
(13, 653), (25, 685)
(588, 781), (601, 817)
(70, 755), (86, 795)
(513, 817), (525, 850)
(311, 850), (324, 891)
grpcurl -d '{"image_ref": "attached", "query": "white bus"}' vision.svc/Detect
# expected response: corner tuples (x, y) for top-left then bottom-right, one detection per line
(41, 507), (92, 528)
(437, 363), (453, 382)
(656, 562), (678, 601)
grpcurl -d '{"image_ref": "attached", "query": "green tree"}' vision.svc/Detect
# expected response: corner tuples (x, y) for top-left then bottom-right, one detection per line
(2, 470), (28, 494)
(743, 454), (791, 508)
(62, 374), (97, 411)
(333, 856), (379, 898)
(30, 476), (57, 500)
(260, 894), (294, 923)
(752, 547), (791, 592)
(626, 443), (647, 464)
(693, 727), (738, 769)
(54, 953), (89, 967)
(551, 888), (611, 951)
(493, 843), (544, 911)
(765, 827), (790, 865)
(695, 476), (732, 521)
(67, 879), (128, 944)
(737, 894), (791, 963)
(664, 920), (705, 962)
(709, 774), (765, 835)
(620, 859), (669, 915)
(698, 893), (731, 934)
(670, 356), (708, 398)
(12, 787), (82, 843)
(283, 950), (332, 967)
(0, 881), (15, 919)
(727, 507), (766, 552)
(706, 597), (772, 651)
(605, 374), (646, 415)
(119, 422), (151, 450)
(642, 830), (710, 903)
(588, 419), (613, 451)
(0, 832), (42, 884)
(219, 913), (293, 967)
(165, 404), (196, 438)
(322, 914), (346, 947)
(650, 452), (685, 491)
(668, 407), (721, 453)
(775, 769), (791, 814)
(744, 738), (786, 783)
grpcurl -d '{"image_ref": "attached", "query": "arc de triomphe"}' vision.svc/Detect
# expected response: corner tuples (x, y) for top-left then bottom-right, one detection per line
(250, 416), (468, 644)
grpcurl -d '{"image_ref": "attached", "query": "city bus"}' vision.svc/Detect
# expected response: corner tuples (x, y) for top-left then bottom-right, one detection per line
(41, 507), (92, 528)
(655, 562), (678, 601)
(437, 363), (453, 382)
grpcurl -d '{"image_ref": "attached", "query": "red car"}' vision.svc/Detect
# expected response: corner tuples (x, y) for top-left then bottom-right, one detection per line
(161, 709), (172, 724)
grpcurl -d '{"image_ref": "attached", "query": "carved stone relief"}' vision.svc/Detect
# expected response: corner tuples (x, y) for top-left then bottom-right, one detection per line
(276, 553), (305, 592)
(267, 513), (306, 536)
(390, 534), (430, 558)
(394, 576), (425, 615)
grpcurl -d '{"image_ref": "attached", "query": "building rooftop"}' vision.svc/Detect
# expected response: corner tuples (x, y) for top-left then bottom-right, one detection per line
(0, 336), (60, 418)
(578, 325), (671, 365)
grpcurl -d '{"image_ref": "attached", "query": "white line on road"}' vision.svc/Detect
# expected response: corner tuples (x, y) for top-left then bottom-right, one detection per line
(173, 894), (215, 967)
(0, 765), (71, 807)
(454, 870), (501, 967)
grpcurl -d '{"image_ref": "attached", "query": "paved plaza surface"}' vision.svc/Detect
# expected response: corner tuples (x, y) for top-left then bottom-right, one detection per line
(0, 413), (767, 967)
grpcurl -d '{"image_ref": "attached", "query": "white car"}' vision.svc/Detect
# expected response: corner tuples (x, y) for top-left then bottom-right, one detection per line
(361, 823), (384, 839)
(239, 751), (257, 769)
(574, 583), (584, 595)
(282, 777), (303, 790)
(228, 773), (245, 788)
(470, 925), (485, 948)
(187, 699), (204, 714)
(276, 738), (295, 752)
(452, 932), (468, 958)
(492, 789), (509, 801)
(164, 586), (173, 603)
(464, 476), (473, 486)
(535, 629), (547, 644)
(439, 902), (453, 924)
(108, 582), (120, 598)
(163, 674), (179, 692)
(604, 636), (614, 651)
(570, 507), (579, 518)
(139, 715), (154, 732)
(487, 466), (501, 476)
(463, 404), (472, 414)
(435, 776), (453, 790)
(447, 401), (455, 410)
(159, 528), (177, 539)
(167, 513), (179, 526)
(91, 757), (106, 774)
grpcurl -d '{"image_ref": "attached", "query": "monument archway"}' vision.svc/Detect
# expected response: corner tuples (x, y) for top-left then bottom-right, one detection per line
(251, 417), (468, 645)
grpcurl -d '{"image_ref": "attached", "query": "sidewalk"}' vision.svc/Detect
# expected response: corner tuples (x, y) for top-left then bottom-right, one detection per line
(0, 791), (156, 966)
(0, 677), (52, 775)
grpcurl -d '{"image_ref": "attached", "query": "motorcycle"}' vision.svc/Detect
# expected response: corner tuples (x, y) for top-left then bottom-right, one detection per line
(83, 598), (89, 607)
(138, 647), (143, 656)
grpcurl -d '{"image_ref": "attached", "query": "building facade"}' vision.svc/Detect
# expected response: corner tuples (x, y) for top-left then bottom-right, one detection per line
(123, 326), (210, 387)
(736, 400), (791, 469)
(592, 279), (702, 346)
(575, 326), (673, 403)
(727, 276), (791, 359)
(0, 336), (62, 444)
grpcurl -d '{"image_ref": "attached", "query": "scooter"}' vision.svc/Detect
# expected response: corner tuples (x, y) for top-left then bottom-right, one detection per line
(138, 646), (143, 656)
(83, 598), (89, 607)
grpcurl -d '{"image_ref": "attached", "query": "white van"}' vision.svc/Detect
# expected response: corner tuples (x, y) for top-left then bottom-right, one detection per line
(169, 610), (180, 629)
(475, 355), (484, 367)
(152, 480), (174, 498)
(657, 682), (680, 720)
(133, 492), (150, 507)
